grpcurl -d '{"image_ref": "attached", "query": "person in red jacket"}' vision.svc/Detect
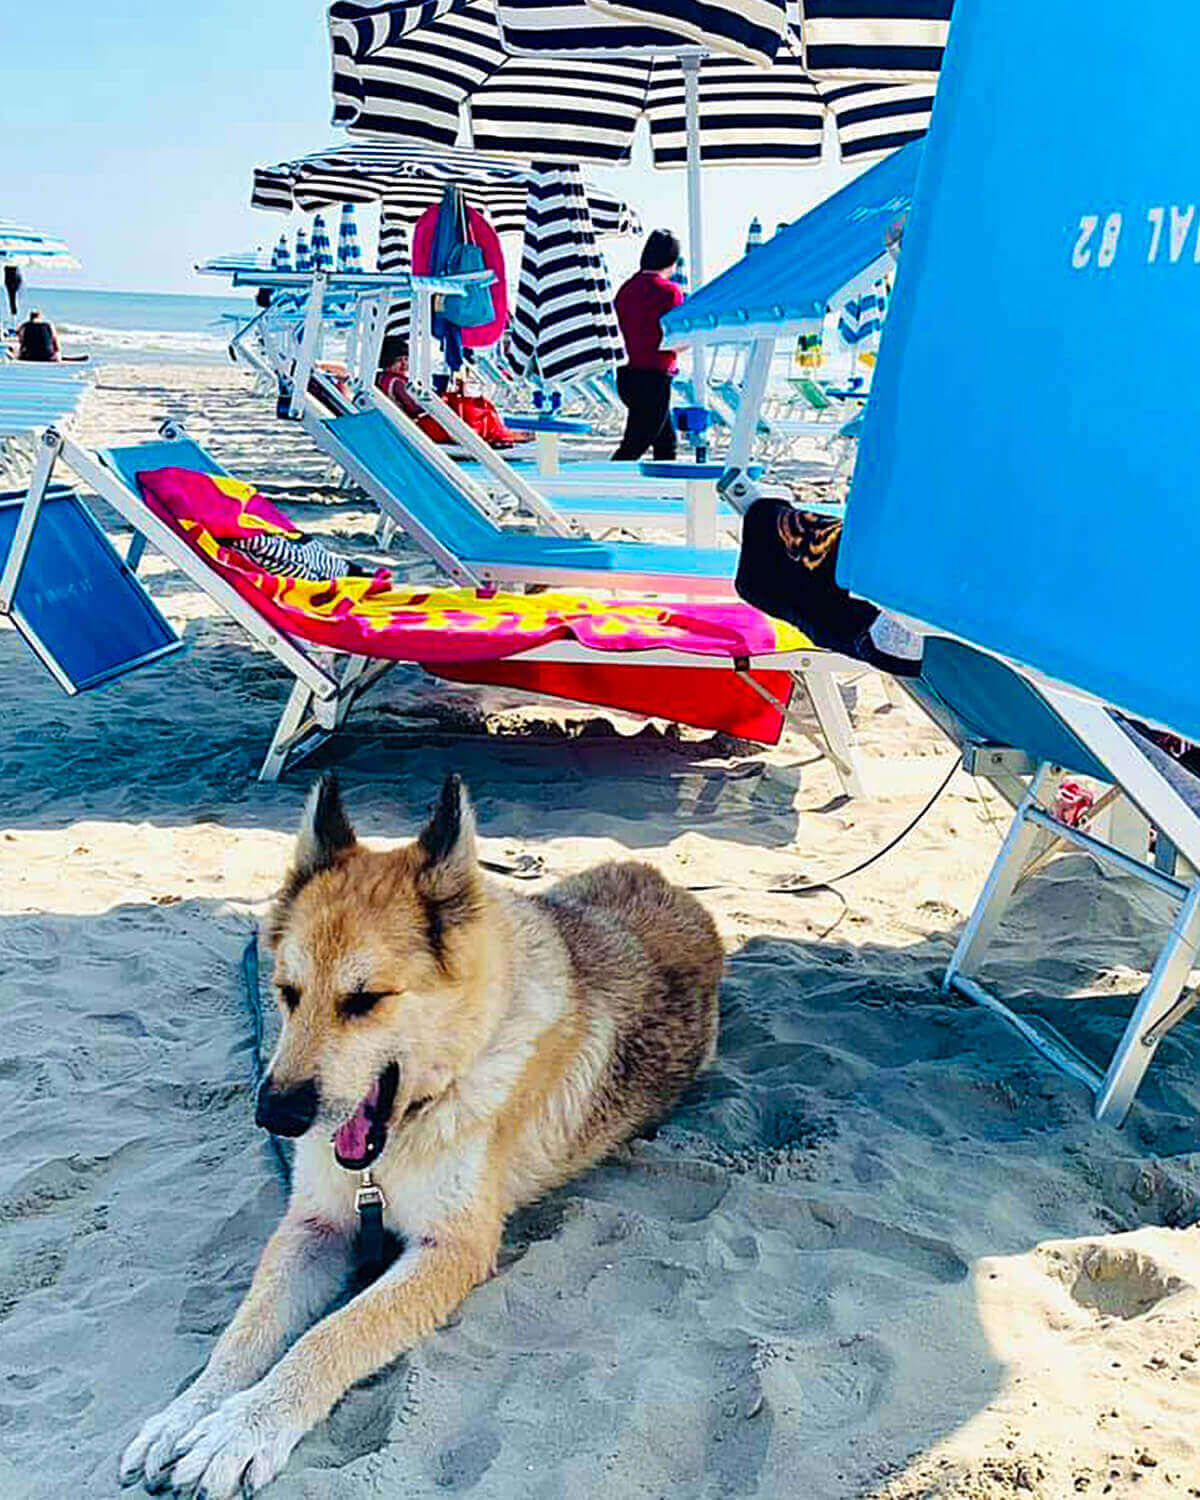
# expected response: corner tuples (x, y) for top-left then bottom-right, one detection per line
(613, 230), (684, 461)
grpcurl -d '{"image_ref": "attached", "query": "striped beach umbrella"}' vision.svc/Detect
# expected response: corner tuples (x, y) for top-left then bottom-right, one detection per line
(837, 281), (889, 349)
(670, 254), (688, 291)
(585, 1), (950, 78)
(0, 221), (81, 270)
(509, 163), (624, 384)
(293, 226), (312, 272)
(327, 3), (939, 170)
(336, 203), (363, 271)
(252, 143), (637, 239)
(327, 0), (940, 396)
(744, 217), (763, 253)
(271, 233), (292, 271)
(195, 249), (273, 274)
(252, 142), (641, 346)
(310, 213), (335, 271)
(583, 0), (789, 66)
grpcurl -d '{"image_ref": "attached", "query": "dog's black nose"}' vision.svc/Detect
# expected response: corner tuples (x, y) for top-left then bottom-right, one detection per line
(255, 1077), (319, 1137)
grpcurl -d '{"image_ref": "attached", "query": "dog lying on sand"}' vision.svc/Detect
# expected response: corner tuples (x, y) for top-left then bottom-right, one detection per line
(120, 773), (723, 1497)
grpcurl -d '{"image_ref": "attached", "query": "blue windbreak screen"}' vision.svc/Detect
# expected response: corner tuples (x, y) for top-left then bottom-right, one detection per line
(842, 0), (1200, 742)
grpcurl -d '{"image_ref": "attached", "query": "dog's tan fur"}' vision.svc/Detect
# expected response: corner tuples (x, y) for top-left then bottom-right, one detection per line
(120, 773), (722, 1498)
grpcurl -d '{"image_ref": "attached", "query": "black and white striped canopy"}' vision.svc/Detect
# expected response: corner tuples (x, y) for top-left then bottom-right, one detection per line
(508, 164), (624, 383)
(796, 0), (950, 81)
(581, 1), (789, 68)
(585, 2), (949, 78)
(251, 142), (640, 236)
(328, 1), (939, 166)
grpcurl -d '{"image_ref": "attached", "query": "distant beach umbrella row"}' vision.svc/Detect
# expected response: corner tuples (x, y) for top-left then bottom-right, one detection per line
(327, 1), (940, 168)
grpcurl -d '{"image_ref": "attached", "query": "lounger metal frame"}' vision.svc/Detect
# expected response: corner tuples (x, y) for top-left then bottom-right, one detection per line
(12, 425), (393, 781)
(939, 674), (1200, 1126)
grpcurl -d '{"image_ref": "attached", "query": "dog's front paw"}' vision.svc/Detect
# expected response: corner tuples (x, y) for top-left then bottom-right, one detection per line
(119, 1385), (227, 1491)
(164, 1385), (305, 1498)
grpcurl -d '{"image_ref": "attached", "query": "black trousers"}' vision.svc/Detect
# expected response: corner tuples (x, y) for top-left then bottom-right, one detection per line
(613, 366), (677, 461)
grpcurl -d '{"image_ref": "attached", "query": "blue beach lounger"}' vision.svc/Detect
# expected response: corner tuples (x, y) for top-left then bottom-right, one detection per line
(0, 476), (182, 692)
(306, 398), (742, 597)
(903, 637), (1200, 1127)
(6, 422), (867, 795)
(0, 363), (91, 478)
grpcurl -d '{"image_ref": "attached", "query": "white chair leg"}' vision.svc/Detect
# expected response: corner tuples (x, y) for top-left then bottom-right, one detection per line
(1094, 882), (1200, 1126)
(945, 765), (1051, 985)
(799, 670), (867, 800)
(260, 680), (315, 783)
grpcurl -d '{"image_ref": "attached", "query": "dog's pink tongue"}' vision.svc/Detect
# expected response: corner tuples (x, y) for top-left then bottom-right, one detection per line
(334, 1077), (381, 1164)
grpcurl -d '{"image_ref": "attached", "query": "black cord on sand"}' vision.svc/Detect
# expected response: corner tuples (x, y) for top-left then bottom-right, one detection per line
(687, 754), (964, 940)
(767, 754), (964, 896)
(241, 932), (293, 1191)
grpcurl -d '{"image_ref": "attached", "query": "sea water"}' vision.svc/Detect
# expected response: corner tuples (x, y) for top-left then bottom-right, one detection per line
(12, 286), (257, 365)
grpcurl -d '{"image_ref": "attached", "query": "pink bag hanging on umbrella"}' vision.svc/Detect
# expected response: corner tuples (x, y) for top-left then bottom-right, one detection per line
(412, 201), (508, 349)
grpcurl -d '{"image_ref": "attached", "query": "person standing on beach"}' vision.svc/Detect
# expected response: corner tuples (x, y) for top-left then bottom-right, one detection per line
(3, 264), (22, 320)
(612, 230), (685, 462)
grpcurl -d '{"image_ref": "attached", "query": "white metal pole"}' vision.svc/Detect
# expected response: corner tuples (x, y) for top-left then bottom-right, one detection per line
(682, 53), (708, 420)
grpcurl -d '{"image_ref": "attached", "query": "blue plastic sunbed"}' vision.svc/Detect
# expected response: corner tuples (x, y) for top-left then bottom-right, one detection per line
(313, 405), (740, 595)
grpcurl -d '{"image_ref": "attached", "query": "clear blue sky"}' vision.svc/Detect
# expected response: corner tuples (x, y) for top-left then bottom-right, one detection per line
(7, 0), (862, 296)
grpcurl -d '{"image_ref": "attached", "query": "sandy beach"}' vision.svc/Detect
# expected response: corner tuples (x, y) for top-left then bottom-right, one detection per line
(2, 362), (1200, 1500)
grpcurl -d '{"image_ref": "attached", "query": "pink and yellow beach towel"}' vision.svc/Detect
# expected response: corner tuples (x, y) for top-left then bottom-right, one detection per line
(136, 467), (810, 743)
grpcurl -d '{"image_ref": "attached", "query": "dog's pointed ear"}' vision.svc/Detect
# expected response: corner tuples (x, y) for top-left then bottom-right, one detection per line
(265, 775), (357, 949)
(295, 773), (357, 879)
(416, 776), (482, 966)
(418, 773), (477, 879)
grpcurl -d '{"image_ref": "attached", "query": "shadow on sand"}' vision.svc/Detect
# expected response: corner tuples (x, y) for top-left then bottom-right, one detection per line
(1, 882), (1198, 1497)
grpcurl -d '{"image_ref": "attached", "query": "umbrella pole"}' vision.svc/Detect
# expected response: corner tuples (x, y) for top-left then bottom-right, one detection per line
(682, 53), (708, 420)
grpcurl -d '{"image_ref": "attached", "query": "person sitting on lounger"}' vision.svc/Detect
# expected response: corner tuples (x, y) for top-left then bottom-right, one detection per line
(14, 310), (60, 362)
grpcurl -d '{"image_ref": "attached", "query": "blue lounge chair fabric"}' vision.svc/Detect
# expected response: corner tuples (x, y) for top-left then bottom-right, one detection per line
(103, 437), (225, 492)
(913, 639), (1109, 783)
(841, 0), (1200, 745)
(0, 365), (89, 435)
(0, 487), (180, 691)
(320, 408), (737, 587)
